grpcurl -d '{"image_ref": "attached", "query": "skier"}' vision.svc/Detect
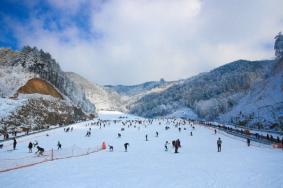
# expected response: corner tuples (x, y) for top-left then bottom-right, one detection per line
(179, 127), (181, 132)
(86, 130), (91, 137)
(118, 133), (121, 138)
(174, 139), (181, 153)
(176, 139), (181, 148)
(57, 141), (62, 150)
(36, 146), (45, 156)
(145, 134), (148, 141)
(174, 144), (178, 154)
(28, 142), (33, 153)
(217, 138), (222, 152)
(247, 138), (251, 147)
(190, 132), (193, 136)
(124, 143), (130, 152)
(109, 145), (114, 152)
(156, 131), (159, 137)
(13, 138), (17, 150)
(214, 129), (217, 134)
(165, 141), (169, 151)
(172, 140), (176, 148)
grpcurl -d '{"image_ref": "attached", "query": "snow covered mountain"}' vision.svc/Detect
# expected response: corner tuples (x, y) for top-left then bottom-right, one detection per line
(128, 59), (283, 131)
(66, 72), (125, 112)
(218, 59), (283, 129)
(0, 47), (95, 133)
(17, 46), (96, 114)
(121, 34), (283, 132)
(105, 78), (174, 96)
(105, 79), (177, 111)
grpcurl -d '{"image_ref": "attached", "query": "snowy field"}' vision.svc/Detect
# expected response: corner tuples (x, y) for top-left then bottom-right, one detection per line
(0, 111), (283, 188)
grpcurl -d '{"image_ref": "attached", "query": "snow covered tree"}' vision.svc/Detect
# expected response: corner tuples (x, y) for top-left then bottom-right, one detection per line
(274, 32), (283, 59)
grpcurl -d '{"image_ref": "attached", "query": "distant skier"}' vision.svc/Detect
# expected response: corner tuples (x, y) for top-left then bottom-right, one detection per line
(109, 145), (114, 152)
(57, 141), (62, 150)
(36, 146), (45, 156)
(172, 140), (176, 148)
(118, 133), (121, 138)
(165, 141), (169, 151)
(190, 132), (193, 136)
(13, 138), (17, 150)
(28, 142), (33, 153)
(217, 138), (222, 152)
(156, 131), (159, 137)
(214, 129), (217, 134)
(178, 127), (181, 132)
(146, 134), (148, 141)
(124, 143), (130, 152)
(247, 138), (251, 147)
(174, 139), (181, 153)
(176, 139), (181, 148)
(85, 130), (91, 137)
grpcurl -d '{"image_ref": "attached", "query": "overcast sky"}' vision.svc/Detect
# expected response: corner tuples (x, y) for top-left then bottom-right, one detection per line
(0, 0), (283, 85)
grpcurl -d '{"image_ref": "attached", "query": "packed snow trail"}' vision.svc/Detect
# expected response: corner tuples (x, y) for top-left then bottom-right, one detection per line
(0, 111), (283, 188)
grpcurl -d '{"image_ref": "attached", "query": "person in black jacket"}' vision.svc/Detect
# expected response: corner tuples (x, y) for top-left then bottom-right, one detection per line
(36, 146), (44, 156)
(57, 141), (62, 150)
(174, 139), (181, 153)
(124, 143), (130, 152)
(13, 138), (17, 150)
(247, 138), (251, 147)
(217, 138), (222, 152)
(28, 142), (33, 153)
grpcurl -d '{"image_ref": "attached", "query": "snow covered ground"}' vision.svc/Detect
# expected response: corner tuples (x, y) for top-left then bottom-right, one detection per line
(0, 111), (283, 188)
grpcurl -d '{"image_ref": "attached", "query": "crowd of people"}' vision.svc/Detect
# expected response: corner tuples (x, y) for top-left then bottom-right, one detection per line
(2, 117), (283, 160)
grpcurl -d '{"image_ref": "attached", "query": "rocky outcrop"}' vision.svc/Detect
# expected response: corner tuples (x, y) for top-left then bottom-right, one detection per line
(17, 78), (63, 99)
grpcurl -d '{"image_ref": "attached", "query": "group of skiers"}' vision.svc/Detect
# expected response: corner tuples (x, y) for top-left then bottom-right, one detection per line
(7, 117), (282, 162)
(27, 141), (45, 155)
(26, 140), (61, 155)
(64, 127), (73, 132)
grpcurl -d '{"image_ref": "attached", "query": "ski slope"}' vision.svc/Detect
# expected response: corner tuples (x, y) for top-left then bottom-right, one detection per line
(0, 111), (283, 188)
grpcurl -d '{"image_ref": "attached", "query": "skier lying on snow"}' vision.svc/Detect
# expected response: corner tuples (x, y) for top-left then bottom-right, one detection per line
(36, 146), (45, 156)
